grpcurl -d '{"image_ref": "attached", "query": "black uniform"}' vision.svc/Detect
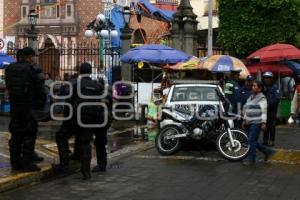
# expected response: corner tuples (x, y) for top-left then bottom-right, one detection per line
(5, 62), (46, 170)
(93, 86), (113, 171)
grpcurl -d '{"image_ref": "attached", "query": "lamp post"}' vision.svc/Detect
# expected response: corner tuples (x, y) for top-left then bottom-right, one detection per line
(84, 13), (118, 84)
(120, 6), (133, 82)
(27, 9), (39, 53)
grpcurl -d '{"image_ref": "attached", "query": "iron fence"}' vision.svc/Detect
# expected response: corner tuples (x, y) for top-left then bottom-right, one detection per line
(7, 41), (121, 81)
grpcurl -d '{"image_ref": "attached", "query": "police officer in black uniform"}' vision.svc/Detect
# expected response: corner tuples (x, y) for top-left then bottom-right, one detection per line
(92, 80), (112, 173)
(5, 47), (46, 172)
(262, 72), (280, 146)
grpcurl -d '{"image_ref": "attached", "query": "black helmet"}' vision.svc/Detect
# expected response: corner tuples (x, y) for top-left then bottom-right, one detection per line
(22, 47), (36, 56)
(80, 62), (92, 74)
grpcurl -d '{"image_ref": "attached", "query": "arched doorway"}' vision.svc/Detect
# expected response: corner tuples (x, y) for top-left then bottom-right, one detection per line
(133, 29), (147, 44)
(39, 38), (60, 80)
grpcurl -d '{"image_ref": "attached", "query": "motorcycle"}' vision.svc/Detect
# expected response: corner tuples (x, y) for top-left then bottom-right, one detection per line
(155, 86), (249, 161)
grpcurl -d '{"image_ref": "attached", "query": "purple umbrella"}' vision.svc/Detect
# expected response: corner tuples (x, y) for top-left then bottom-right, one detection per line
(120, 44), (192, 64)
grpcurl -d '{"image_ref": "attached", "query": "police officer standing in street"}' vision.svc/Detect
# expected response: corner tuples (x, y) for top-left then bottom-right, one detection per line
(262, 72), (280, 146)
(224, 69), (242, 126)
(92, 79), (112, 173)
(5, 47), (46, 172)
(54, 63), (110, 179)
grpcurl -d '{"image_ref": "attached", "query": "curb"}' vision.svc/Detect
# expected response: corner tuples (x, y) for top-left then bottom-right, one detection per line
(0, 141), (154, 193)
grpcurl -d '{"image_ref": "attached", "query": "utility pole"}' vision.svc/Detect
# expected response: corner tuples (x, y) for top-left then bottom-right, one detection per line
(207, 0), (213, 57)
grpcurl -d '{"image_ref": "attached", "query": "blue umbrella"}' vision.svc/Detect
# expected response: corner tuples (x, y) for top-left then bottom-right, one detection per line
(282, 60), (300, 76)
(0, 52), (15, 69)
(120, 44), (192, 64)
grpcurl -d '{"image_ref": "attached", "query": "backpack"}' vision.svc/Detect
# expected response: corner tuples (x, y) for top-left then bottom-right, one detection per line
(74, 78), (106, 126)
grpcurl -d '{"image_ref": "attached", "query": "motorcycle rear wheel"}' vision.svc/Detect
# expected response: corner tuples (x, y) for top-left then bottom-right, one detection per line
(155, 125), (182, 155)
(216, 129), (249, 161)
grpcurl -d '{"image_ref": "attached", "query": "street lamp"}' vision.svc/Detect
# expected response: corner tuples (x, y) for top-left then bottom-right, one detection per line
(27, 9), (39, 52)
(120, 6), (133, 82)
(84, 13), (119, 84)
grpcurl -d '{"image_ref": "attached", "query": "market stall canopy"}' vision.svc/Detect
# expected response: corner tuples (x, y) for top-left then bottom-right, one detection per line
(0, 52), (15, 69)
(120, 44), (192, 64)
(247, 62), (293, 76)
(164, 56), (203, 70)
(247, 43), (300, 62)
(199, 55), (249, 79)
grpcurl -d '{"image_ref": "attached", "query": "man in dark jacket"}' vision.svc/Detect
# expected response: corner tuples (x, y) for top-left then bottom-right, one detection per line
(240, 75), (254, 107)
(5, 47), (46, 172)
(262, 72), (280, 146)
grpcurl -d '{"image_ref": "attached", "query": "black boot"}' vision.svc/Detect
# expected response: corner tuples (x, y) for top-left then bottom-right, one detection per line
(33, 152), (44, 163)
(22, 164), (41, 172)
(52, 164), (72, 175)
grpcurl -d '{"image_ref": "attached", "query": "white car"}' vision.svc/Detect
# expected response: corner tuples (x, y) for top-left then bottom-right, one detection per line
(161, 80), (221, 128)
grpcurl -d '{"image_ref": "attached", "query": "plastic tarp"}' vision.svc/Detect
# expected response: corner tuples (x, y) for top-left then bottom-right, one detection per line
(111, 5), (125, 48)
(139, 0), (175, 22)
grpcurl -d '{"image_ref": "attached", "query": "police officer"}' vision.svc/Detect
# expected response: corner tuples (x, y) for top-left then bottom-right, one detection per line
(224, 69), (242, 126)
(92, 80), (112, 173)
(5, 47), (46, 172)
(54, 63), (106, 179)
(262, 72), (280, 146)
(240, 75), (254, 107)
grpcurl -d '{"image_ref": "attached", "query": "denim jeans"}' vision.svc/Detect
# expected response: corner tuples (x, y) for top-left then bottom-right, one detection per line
(247, 123), (268, 162)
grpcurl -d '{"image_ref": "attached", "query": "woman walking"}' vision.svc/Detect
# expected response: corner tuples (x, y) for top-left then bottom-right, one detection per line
(242, 80), (273, 165)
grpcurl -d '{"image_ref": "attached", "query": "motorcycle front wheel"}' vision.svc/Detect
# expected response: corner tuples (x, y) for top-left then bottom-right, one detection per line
(216, 129), (249, 161)
(155, 125), (182, 155)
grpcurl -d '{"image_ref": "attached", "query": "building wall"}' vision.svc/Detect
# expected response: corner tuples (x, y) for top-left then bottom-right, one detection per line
(74, 0), (103, 42)
(190, 0), (218, 30)
(0, 0), (3, 39)
(3, 0), (20, 36)
(130, 14), (170, 44)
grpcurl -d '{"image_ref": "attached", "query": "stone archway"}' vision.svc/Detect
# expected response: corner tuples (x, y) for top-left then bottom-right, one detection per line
(133, 29), (147, 44)
(39, 38), (60, 79)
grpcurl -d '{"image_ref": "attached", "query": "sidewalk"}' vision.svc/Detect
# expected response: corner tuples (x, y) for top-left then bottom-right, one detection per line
(0, 118), (149, 193)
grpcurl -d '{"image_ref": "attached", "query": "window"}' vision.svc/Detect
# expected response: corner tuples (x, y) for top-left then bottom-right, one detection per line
(42, 6), (56, 18)
(67, 5), (72, 17)
(171, 87), (218, 102)
(36, 5), (40, 18)
(56, 5), (60, 18)
(22, 6), (28, 18)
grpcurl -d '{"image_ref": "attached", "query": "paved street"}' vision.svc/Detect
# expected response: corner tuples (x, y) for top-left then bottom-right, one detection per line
(1, 147), (300, 200)
(1, 123), (300, 200)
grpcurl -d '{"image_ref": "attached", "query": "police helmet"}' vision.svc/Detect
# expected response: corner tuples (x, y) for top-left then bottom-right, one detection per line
(262, 72), (273, 78)
(80, 62), (92, 74)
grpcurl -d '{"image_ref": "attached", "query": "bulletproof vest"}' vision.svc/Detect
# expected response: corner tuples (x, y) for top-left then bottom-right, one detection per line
(74, 78), (105, 124)
(5, 62), (36, 106)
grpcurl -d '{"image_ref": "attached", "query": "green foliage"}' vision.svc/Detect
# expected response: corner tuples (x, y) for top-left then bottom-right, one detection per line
(217, 0), (300, 58)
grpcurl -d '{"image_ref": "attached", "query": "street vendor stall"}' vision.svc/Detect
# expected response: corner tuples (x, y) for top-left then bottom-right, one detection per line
(120, 44), (192, 120)
(246, 43), (300, 120)
(0, 52), (15, 113)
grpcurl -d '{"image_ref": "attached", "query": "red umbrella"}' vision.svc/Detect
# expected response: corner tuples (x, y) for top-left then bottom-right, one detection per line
(247, 62), (293, 76)
(247, 43), (300, 62)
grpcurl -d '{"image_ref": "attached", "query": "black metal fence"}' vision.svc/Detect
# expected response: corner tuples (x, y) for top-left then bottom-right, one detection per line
(7, 41), (121, 81)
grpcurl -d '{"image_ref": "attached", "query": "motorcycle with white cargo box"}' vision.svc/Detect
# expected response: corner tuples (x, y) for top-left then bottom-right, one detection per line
(155, 82), (249, 161)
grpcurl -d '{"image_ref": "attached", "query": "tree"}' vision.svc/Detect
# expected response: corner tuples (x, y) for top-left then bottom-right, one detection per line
(217, 0), (300, 58)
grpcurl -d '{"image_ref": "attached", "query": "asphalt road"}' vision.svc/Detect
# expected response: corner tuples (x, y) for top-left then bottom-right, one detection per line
(2, 147), (300, 200)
